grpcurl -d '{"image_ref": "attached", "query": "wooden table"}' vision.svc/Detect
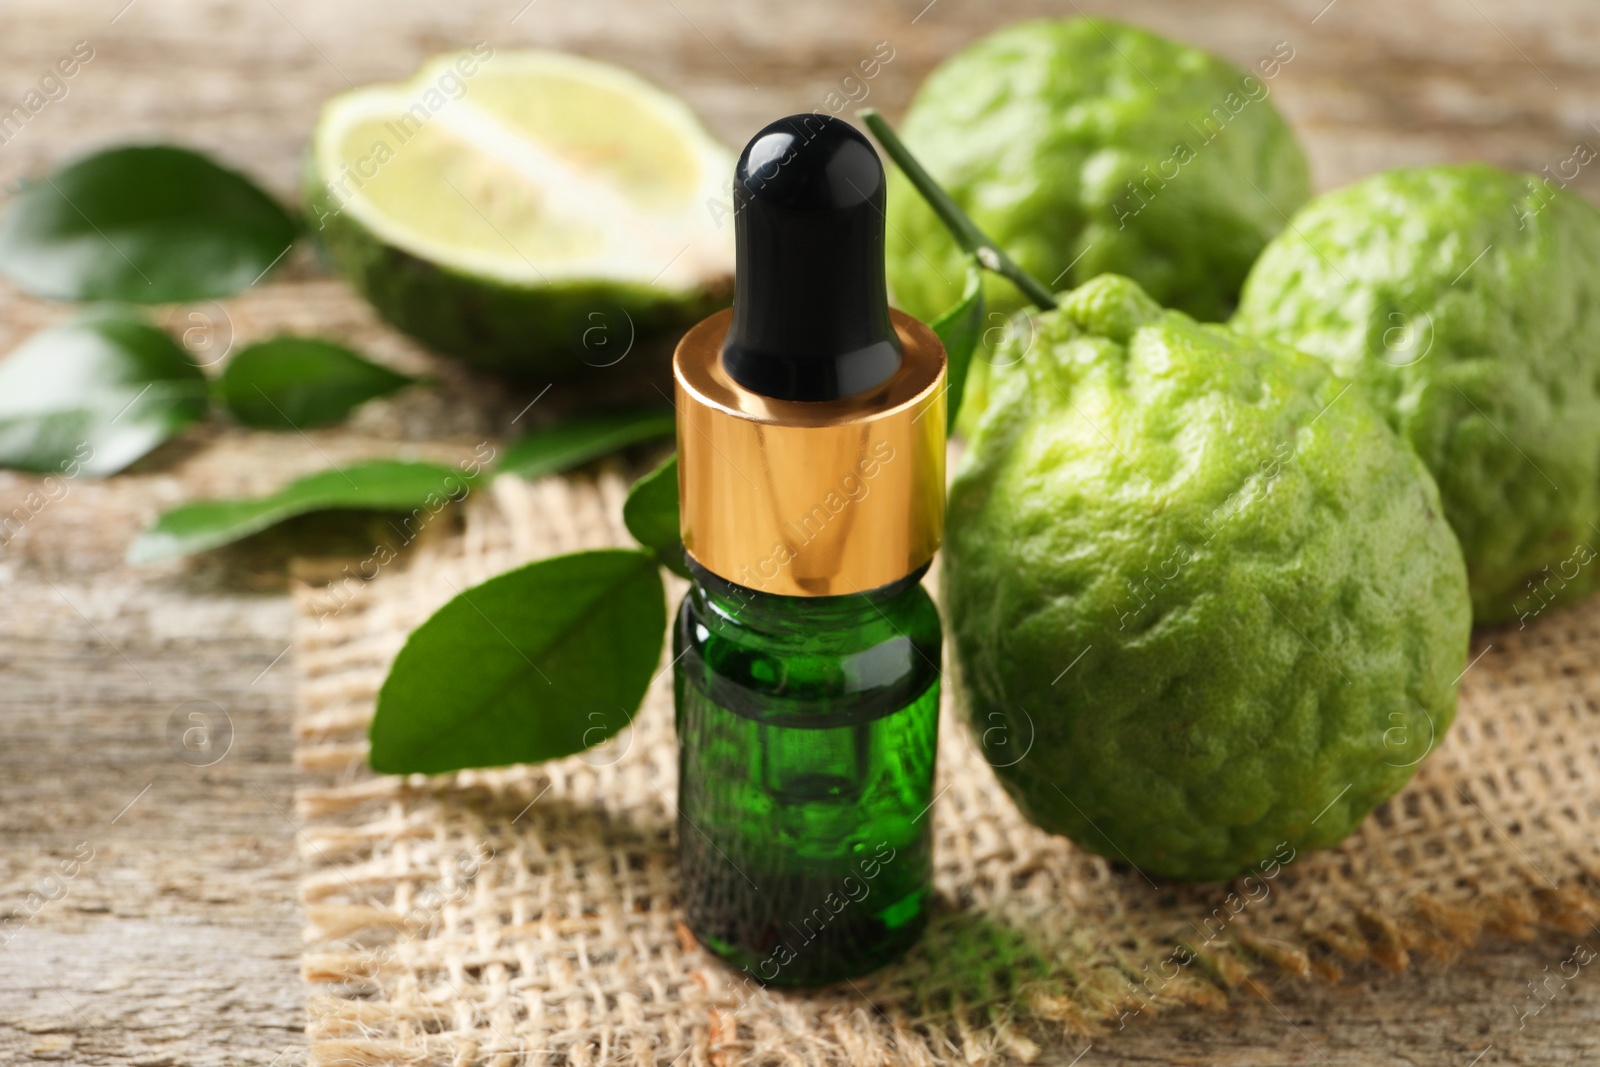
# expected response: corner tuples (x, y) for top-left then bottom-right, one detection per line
(2, 0), (1597, 1063)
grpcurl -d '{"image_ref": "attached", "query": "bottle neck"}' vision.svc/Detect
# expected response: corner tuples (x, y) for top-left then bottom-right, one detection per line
(688, 558), (930, 631)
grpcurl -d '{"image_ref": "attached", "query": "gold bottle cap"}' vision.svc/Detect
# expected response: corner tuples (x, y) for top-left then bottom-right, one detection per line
(673, 308), (946, 597)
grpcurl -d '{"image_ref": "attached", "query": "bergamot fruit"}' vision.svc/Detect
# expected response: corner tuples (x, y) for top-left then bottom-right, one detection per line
(885, 18), (1309, 327)
(307, 49), (733, 382)
(1234, 164), (1600, 624)
(944, 274), (1470, 882)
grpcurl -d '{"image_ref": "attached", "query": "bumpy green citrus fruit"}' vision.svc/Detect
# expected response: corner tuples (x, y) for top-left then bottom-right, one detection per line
(886, 18), (1309, 327)
(1234, 164), (1600, 624)
(307, 50), (733, 383)
(944, 275), (1470, 882)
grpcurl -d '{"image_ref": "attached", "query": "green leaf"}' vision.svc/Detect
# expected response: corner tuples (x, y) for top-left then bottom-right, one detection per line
(128, 459), (475, 564)
(624, 453), (690, 578)
(930, 259), (985, 433)
(369, 548), (667, 774)
(219, 337), (414, 430)
(0, 145), (298, 303)
(0, 306), (209, 476)
(499, 408), (676, 480)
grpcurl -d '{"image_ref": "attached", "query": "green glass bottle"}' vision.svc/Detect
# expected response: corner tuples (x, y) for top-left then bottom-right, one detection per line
(674, 562), (941, 986)
(670, 114), (948, 986)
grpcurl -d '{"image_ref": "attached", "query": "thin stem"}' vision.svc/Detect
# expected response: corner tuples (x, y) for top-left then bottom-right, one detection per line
(860, 108), (1058, 311)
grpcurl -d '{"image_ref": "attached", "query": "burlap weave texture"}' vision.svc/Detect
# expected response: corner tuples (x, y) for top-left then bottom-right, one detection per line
(292, 468), (1600, 1066)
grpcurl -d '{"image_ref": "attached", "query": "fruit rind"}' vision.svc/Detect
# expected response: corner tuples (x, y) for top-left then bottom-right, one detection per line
(945, 274), (1471, 882)
(1234, 163), (1600, 623)
(886, 18), (1310, 327)
(305, 50), (734, 382)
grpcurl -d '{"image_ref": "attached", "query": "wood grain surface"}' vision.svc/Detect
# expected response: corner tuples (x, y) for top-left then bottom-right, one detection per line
(1, 1), (1598, 1064)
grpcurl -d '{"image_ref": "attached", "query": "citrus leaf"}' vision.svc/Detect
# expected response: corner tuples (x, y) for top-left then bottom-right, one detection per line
(128, 459), (474, 564)
(0, 306), (209, 476)
(624, 453), (689, 578)
(499, 409), (676, 480)
(930, 258), (984, 433)
(219, 337), (415, 430)
(0, 145), (298, 303)
(369, 548), (666, 774)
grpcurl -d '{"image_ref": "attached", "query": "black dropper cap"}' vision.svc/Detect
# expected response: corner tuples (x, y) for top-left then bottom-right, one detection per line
(721, 114), (903, 402)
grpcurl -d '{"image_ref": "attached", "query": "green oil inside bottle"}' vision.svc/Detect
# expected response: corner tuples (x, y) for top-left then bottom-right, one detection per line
(673, 562), (941, 987)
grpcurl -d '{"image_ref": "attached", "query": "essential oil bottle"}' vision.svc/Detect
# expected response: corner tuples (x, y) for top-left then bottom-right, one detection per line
(671, 114), (947, 987)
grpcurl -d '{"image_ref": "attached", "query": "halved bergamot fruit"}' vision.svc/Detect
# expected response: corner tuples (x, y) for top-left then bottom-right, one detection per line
(307, 49), (734, 382)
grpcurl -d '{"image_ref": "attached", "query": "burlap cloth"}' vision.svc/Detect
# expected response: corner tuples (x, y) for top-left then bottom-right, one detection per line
(290, 466), (1600, 1067)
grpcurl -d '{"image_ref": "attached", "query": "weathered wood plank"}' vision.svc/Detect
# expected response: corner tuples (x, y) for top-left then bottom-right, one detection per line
(2, 0), (1598, 1064)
